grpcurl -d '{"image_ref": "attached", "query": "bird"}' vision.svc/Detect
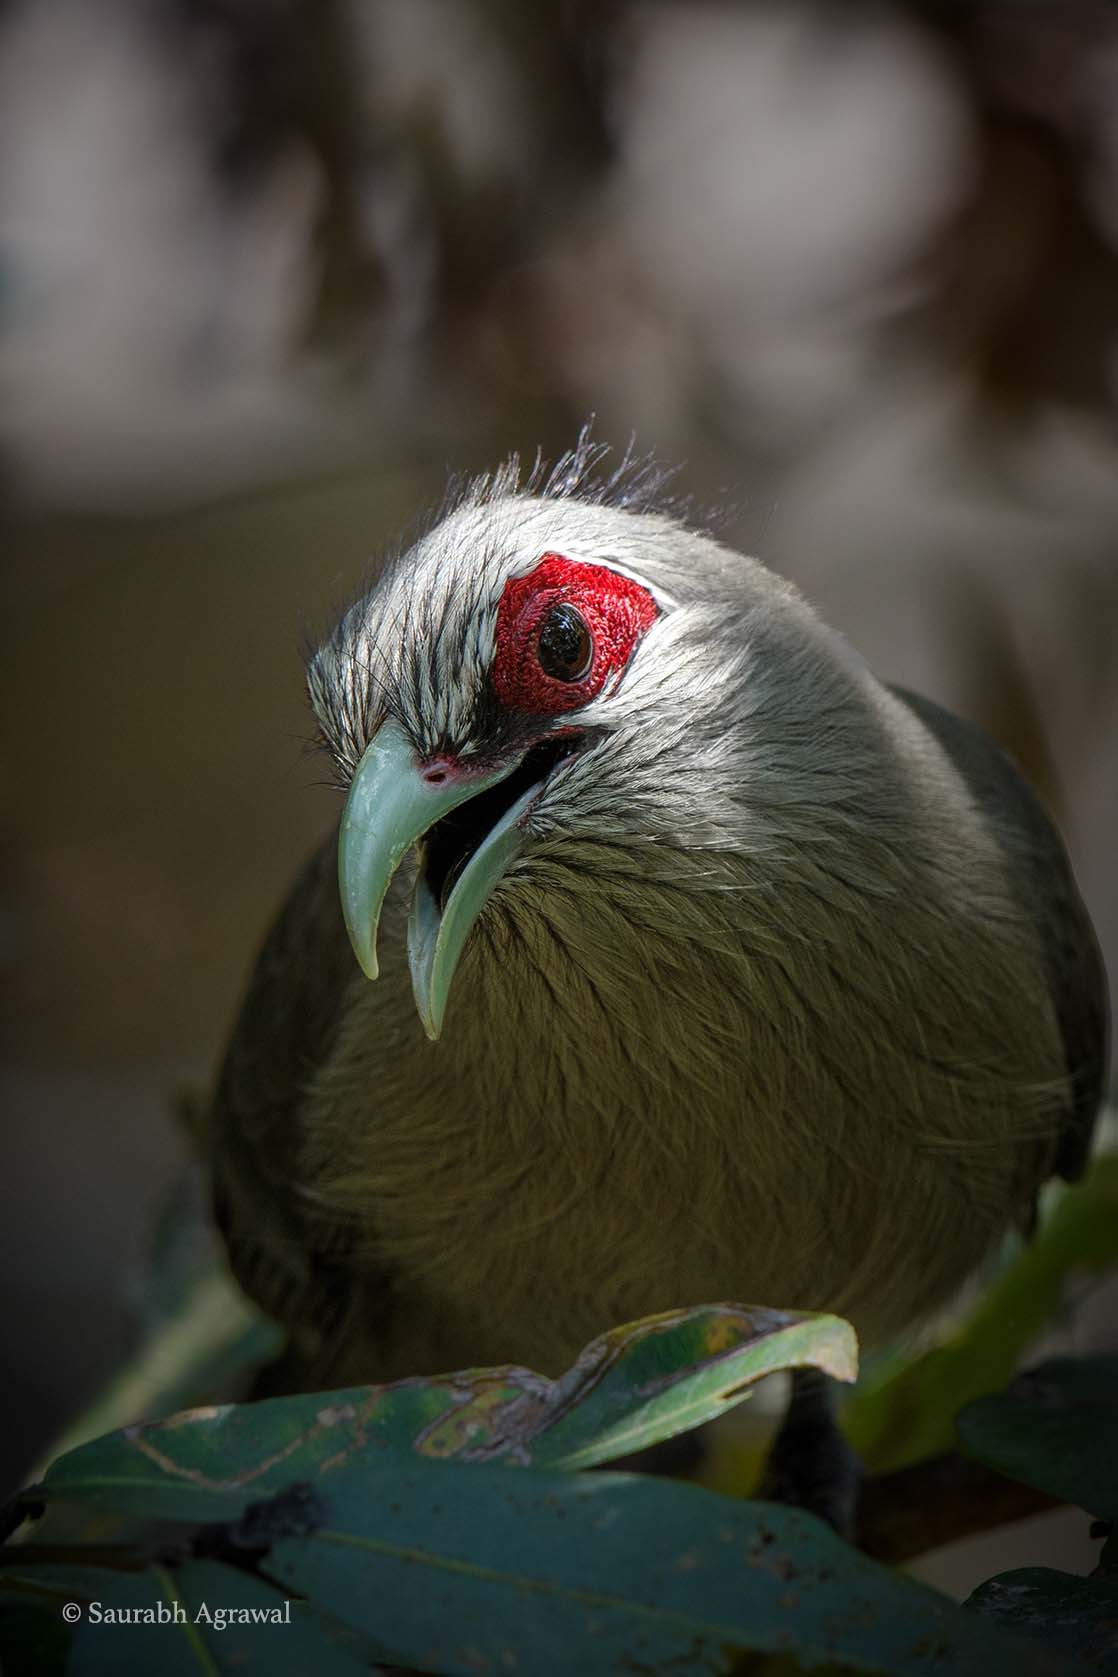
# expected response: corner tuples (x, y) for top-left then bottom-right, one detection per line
(209, 437), (1108, 1480)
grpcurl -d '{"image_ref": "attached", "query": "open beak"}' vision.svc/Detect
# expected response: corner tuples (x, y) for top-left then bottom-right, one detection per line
(338, 717), (567, 1039)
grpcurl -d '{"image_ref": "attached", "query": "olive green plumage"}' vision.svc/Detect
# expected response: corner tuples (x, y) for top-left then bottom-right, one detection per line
(209, 451), (1108, 1392)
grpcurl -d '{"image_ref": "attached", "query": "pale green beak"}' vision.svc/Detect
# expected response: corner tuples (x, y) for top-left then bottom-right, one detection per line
(338, 718), (534, 1039)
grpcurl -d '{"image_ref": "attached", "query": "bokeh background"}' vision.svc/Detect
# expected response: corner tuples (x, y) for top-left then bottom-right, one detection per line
(2, 0), (1116, 1587)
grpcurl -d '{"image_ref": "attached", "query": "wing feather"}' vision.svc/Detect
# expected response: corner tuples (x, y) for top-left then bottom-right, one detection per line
(208, 833), (389, 1364)
(891, 686), (1109, 1191)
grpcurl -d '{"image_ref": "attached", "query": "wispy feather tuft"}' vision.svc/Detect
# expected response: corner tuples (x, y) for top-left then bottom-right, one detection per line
(446, 421), (693, 529)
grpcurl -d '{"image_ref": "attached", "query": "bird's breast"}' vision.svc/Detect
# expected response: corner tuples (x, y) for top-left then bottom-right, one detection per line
(296, 848), (1066, 1378)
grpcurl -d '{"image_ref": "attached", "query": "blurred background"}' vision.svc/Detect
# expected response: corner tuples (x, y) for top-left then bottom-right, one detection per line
(2, 0), (1116, 1587)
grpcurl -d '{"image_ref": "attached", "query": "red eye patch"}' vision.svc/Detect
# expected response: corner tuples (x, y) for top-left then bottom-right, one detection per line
(491, 554), (659, 716)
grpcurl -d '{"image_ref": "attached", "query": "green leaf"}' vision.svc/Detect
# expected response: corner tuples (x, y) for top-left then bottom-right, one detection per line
(844, 1155), (1118, 1472)
(966, 1567), (1118, 1672)
(956, 1356), (1118, 1521)
(34, 1271), (283, 1481)
(36, 1304), (855, 1523)
(32, 1170), (285, 1481)
(507, 1305), (856, 1470)
(0, 1579), (73, 1677)
(0, 1562), (376, 1677)
(252, 1460), (1060, 1675)
(1, 1568), (200, 1677)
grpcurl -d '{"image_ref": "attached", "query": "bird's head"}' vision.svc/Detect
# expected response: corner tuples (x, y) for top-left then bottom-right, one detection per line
(307, 448), (818, 1039)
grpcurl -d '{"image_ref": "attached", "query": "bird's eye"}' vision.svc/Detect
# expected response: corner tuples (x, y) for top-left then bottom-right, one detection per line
(492, 553), (659, 717)
(537, 603), (593, 683)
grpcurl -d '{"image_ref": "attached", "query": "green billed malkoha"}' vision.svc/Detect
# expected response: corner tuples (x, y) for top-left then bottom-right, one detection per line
(210, 441), (1108, 1401)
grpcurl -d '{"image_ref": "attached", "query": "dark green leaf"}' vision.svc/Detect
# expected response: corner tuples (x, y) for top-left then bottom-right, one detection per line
(0, 1579), (73, 1677)
(956, 1356), (1118, 1521)
(1, 1561), (377, 1677)
(256, 1459), (1060, 1676)
(966, 1567), (1118, 1673)
(35, 1272), (283, 1480)
(2, 1569), (200, 1677)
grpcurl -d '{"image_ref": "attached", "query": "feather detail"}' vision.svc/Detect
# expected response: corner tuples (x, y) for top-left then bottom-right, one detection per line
(213, 447), (1108, 1388)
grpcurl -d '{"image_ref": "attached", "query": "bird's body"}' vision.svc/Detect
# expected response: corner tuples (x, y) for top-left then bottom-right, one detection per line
(211, 448), (1107, 1392)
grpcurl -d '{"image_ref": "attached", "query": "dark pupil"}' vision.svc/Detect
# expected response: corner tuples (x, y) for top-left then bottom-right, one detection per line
(537, 603), (592, 682)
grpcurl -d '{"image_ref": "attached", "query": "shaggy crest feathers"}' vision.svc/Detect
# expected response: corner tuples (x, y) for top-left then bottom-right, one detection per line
(306, 432), (707, 780)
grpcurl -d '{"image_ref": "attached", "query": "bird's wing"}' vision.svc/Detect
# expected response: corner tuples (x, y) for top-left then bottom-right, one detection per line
(208, 831), (384, 1360)
(890, 686), (1109, 1186)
